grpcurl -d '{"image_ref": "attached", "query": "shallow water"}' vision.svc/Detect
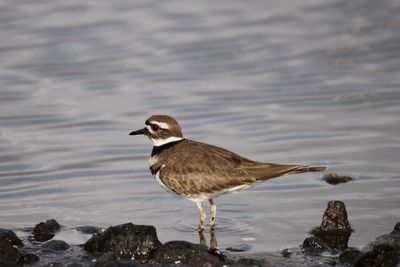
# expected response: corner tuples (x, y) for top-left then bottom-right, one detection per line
(1, 0), (400, 253)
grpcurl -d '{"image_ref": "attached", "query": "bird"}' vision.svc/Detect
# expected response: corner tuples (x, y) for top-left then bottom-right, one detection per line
(129, 115), (327, 231)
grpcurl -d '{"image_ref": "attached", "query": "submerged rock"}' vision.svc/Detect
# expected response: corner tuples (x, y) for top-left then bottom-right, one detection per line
(307, 200), (352, 251)
(33, 219), (61, 242)
(226, 244), (252, 252)
(22, 253), (40, 264)
(230, 258), (269, 267)
(76, 226), (102, 235)
(323, 173), (354, 185)
(339, 248), (362, 266)
(42, 239), (70, 251)
(84, 223), (161, 261)
(302, 236), (331, 253)
(151, 240), (226, 267)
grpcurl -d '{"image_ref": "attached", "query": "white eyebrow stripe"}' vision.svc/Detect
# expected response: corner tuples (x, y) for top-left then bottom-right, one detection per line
(145, 125), (154, 134)
(149, 121), (170, 129)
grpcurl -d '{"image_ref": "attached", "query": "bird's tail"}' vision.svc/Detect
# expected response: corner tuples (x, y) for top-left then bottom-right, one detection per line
(281, 165), (327, 176)
(255, 164), (328, 181)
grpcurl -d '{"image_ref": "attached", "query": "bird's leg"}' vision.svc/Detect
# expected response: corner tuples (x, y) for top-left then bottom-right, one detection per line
(196, 201), (206, 231)
(210, 229), (218, 250)
(209, 198), (217, 230)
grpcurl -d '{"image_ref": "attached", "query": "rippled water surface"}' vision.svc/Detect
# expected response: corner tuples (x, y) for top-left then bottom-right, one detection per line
(1, 0), (400, 252)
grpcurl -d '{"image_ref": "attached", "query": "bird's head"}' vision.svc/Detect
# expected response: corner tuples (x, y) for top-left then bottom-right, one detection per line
(129, 115), (184, 147)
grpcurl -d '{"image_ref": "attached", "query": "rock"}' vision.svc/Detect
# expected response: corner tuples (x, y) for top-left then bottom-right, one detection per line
(151, 240), (226, 267)
(22, 252), (40, 264)
(323, 173), (354, 185)
(355, 234), (400, 267)
(226, 244), (252, 252)
(0, 238), (24, 266)
(281, 248), (292, 258)
(76, 226), (102, 235)
(84, 223), (161, 261)
(391, 222), (400, 235)
(48, 263), (64, 267)
(33, 219), (61, 242)
(103, 260), (140, 267)
(303, 236), (332, 253)
(65, 263), (85, 267)
(310, 200), (352, 250)
(230, 258), (269, 267)
(42, 239), (70, 251)
(339, 248), (362, 266)
(0, 228), (23, 247)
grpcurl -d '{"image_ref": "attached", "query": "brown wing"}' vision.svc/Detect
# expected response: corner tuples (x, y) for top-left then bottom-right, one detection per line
(158, 139), (327, 197)
(158, 140), (254, 196)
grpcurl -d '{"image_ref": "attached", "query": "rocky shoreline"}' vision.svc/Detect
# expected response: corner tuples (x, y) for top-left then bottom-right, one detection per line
(1, 199), (399, 267)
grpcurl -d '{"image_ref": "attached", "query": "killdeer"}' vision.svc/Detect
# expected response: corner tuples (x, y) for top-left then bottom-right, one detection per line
(130, 115), (327, 231)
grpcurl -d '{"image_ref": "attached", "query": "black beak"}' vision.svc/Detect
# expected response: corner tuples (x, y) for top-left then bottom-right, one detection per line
(129, 127), (148, 136)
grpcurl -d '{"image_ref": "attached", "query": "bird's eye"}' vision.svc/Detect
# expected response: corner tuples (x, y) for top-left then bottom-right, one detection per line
(151, 124), (159, 131)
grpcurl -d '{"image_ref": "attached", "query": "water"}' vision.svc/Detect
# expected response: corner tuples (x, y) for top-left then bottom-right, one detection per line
(1, 0), (400, 253)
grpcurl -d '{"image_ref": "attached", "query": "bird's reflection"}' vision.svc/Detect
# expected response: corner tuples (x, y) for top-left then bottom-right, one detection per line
(198, 229), (218, 251)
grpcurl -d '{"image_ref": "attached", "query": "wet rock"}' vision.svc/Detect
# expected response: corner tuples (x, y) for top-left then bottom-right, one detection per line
(103, 260), (140, 267)
(22, 253), (40, 264)
(323, 173), (354, 185)
(281, 248), (292, 258)
(42, 239), (70, 251)
(339, 248), (362, 266)
(84, 223), (161, 261)
(65, 263), (85, 267)
(230, 258), (269, 267)
(94, 253), (116, 267)
(355, 234), (400, 267)
(226, 244), (252, 252)
(309, 200), (352, 250)
(391, 222), (400, 235)
(0, 228), (23, 247)
(33, 219), (61, 242)
(303, 236), (332, 253)
(151, 240), (226, 267)
(0, 238), (24, 266)
(76, 226), (102, 235)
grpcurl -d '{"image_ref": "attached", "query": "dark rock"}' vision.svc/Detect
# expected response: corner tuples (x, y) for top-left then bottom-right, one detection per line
(151, 240), (226, 267)
(0, 228), (24, 247)
(323, 173), (354, 185)
(48, 263), (64, 267)
(310, 200), (352, 250)
(226, 244), (251, 252)
(42, 239), (70, 251)
(303, 236), (332, 253)
(84, 223), (161, 261)
(65, 263), (85, 267)
(356, 234), (400, 267)
(339, 248), (362, 266)
(95, 253), (116, 267)
(391, 222), (400, 235)
(76, 226), (102, 235)
(22, 252), (40, 264)
(281, 248), (292, 258)
(103, 260), (140, 267)
(313, 200), (352, 233)
(230, 258), (270, 267)
(0, 238), (24, 266)
(33, 219), (61, 242)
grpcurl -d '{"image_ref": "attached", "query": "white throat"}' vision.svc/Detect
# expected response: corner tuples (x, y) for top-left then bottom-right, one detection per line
(151, 136), (183, 147)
